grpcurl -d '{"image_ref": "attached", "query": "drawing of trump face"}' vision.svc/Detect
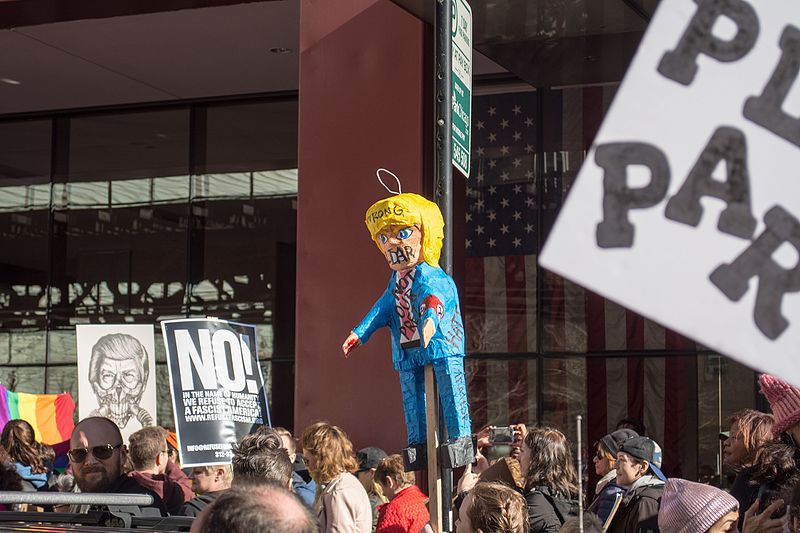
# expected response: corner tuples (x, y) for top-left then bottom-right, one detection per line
(88, 333), (153, 429)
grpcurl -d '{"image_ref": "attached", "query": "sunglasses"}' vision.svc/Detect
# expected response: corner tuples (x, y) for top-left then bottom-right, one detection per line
(67, 443), (123, 463)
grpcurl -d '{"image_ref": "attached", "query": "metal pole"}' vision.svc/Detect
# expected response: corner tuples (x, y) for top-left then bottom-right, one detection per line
(434, 0), (454, 531)
(435, 0), (453, 259)
(576, 415), (584, 533)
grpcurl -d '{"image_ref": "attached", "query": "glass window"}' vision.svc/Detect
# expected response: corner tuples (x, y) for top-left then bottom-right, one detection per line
(0, 366), (45, 394)
(697, 355), (756, 487)
(466, 358), (538, 430)
(0, 120), (51, 344)
(0, 98), (297, 435)
(155, 363), (173, 428)
(0, 119), (51, 183)
(204, 100), (298, 174)
(67, 109), (190, 182)
(463, 90), (538, 355)
(45, 365), (78, 402)
(541, 357), (586, 441)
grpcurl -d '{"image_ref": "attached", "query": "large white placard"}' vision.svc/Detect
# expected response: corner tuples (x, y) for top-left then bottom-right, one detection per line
(540, 0), (800, 386)
(161, 318), (270, 467)
(76, 324), (157, 440)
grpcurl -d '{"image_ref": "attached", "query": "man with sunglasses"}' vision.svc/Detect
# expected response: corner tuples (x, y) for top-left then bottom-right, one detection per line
(69, 416), (167, 516)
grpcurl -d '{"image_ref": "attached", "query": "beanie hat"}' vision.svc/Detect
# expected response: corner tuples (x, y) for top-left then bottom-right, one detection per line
(600, 428), (638, 456)
(759, 374), (800, 434)
(166, 431), (178, 451)
(658, 478), (738, 533)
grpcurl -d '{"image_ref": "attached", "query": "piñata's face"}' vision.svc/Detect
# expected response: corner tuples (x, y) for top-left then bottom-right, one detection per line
(377, 225), (423, 272)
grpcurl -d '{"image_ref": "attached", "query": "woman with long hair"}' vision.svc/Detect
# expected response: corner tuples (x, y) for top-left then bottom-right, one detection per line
(301, 422), (372, 533)
(0, 419), (52, 490)
(517, 426), (580, 532)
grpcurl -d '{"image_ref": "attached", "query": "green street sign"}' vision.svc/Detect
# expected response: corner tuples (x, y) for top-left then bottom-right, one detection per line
(451, 0), (472, 178)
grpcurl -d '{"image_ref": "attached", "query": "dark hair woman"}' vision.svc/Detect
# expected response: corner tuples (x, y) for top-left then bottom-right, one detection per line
(0, 419), (53, 490)
(517, 426), (581, 532)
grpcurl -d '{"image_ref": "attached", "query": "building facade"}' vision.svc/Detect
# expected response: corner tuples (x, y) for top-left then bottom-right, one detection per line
(0, 0), (762, 487)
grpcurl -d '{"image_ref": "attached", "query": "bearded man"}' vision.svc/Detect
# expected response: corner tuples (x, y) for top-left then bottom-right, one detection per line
(68, 416), (166, 516)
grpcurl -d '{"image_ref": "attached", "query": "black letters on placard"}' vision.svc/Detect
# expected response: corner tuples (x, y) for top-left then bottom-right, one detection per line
(710, 205), (800, 340)
(595, 142), (671, 248)
(744, 25), (800, 148)
(657, 0), (759, 85)
(665, 126), (757, 239)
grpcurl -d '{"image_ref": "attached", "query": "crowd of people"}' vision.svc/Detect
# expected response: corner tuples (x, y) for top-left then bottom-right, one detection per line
(0, 372), (798, 532)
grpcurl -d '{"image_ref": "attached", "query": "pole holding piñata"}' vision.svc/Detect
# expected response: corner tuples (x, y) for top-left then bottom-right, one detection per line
(342, 187), (473, 470)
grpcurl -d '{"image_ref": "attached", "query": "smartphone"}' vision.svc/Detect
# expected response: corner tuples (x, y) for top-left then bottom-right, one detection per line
(489, 426), (516, 445)
(757, 484), (787, 519)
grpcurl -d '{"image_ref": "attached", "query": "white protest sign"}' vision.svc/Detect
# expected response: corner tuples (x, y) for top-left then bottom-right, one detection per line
(161, 318), (270, 467)
(540, 0), (800, 387)
(76, 324), (157, 441)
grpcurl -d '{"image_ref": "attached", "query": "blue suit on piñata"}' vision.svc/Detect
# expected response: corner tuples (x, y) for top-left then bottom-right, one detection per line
(342, 192), (473, 469)
(352, 261), (471, 445)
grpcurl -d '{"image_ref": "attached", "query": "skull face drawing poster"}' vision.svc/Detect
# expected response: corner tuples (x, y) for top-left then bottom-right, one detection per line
(76, 324), (157, 440)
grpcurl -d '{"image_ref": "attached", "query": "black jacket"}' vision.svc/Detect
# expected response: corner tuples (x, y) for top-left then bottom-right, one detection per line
(523, 486), (579, 533)
(606, 479), (663, 533)
(181, 490), (226, 517)
(730, 471), (758, 530)
(106, 475), (168, 516)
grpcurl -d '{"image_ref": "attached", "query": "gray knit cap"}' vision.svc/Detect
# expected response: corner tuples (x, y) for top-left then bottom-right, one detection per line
(658, 478), (738, 533)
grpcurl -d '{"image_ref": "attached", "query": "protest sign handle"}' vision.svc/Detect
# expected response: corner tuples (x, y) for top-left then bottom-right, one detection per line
(425, 365), (443, 533)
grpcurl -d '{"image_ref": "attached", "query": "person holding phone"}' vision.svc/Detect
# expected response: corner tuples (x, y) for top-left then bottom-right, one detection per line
(744, 375), (800, 527)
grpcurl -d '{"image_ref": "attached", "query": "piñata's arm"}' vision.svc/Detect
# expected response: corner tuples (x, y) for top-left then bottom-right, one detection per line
(419, 289), (447, 348)
(352, 288), (393, 345)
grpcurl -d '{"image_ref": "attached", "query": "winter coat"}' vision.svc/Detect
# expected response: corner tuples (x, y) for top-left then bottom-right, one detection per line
(729, 470), (758, 530)
(181, 490), (226, 517)
(293, 470), (317, 508)
(606, 476), (664, 533)
(315, 471), (372, 533)
(589, 474), (626, 524)
(14, 462), (48, 489)
(375, 485), (430, 533)
(523, 485), (580, 533)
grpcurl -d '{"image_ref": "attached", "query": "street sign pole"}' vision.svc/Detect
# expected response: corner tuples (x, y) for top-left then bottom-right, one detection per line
(432, 0), (453, 531)
(433, 0), (471, 531)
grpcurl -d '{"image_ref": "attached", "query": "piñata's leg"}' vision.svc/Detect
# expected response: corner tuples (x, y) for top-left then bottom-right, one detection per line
(433, 357), (471, 439)
(398, 367), (427, 445)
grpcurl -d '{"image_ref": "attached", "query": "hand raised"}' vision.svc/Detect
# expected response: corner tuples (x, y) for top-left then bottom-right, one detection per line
(342, 332), (361, 357)
(742, 499), (789, 533)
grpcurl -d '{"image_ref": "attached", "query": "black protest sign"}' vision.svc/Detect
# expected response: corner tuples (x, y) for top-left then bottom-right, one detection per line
(162, 318), (270, 467)
(540, 0), (800, 387)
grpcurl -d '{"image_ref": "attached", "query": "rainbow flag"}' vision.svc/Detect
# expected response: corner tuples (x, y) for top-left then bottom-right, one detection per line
(0, 384), (75, 445)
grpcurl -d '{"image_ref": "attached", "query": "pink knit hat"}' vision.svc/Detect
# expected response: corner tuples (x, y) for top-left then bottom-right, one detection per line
(759, 374), (800, 434)
(658, 479), (738, 533)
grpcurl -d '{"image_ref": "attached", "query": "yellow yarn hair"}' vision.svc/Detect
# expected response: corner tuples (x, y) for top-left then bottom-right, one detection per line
(365, 193), (444, 267)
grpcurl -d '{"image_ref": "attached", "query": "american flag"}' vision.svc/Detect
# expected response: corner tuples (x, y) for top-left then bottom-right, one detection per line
(461, 85), (698, 482)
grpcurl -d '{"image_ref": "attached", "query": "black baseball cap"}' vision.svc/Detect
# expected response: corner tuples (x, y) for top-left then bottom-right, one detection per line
(619, 436), (667, 481)
(356, 447), (387, 472)
(600, 428), (639, 456)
